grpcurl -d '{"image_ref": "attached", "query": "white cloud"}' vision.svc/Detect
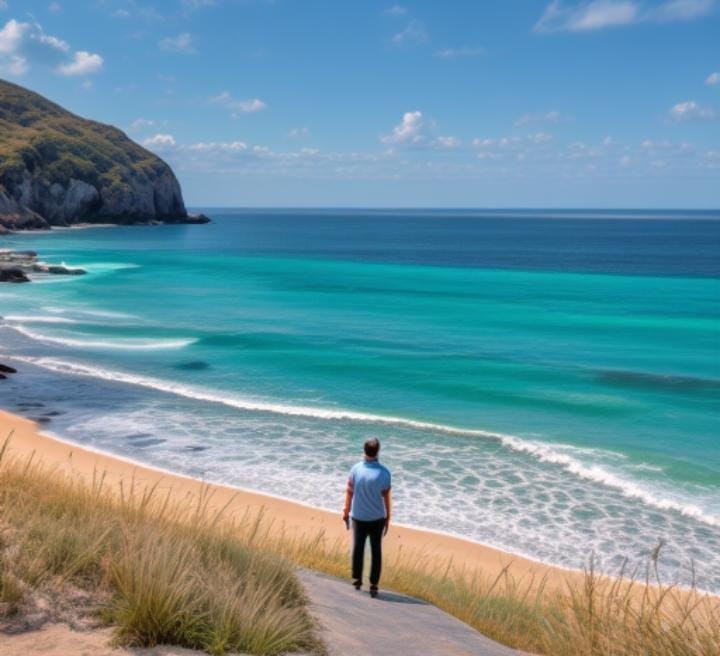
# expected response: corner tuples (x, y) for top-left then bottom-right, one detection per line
(391, 20), (428, 45)
(707, 72), (720, 86)
(381, 110), (426, 145)
(49, 2), (62, 13)
(288, 127), (310, 139)
(143, 134), (176, 148)
(472, 138), (496, 148)
(434, 136), (461, 149)
(0, 18), (26, 55)
(435, 46), (484, 59)
(646, 0), (715, 21)
(0, 1), (8, 10)
(159, 33), (196, 54)
(535, 1), (638, 32)
(35, 33), (69, 52)
(109, 4), (162, 21)
(233, 98), (266, 113)
(529, 131), (554, 143)
(81, 79), (92, 90)
(211, 91), (267, 116)
(0, 18), (102, 77)
(166, 132), (714, 182)
(57, 50), (103, 76)
(384, 4), (408, 15)
(190, 141), (248, 152)
(4, 54), (27, 75)
(534, 0), (714, 33)
(130, 118), (156, 130)
(669, 100), (717, 121)
(515, 110), (561, 126)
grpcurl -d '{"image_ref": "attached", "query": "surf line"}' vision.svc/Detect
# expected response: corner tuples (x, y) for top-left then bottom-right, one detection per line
(4, 353), (719, 528)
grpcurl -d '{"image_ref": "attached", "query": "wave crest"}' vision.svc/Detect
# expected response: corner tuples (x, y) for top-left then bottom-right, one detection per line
(2, 326), (196, 351)
(3, 315), (79, 325)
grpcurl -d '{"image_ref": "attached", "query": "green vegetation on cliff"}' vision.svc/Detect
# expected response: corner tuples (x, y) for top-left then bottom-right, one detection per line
(1, 80), (156, 191)
(0, 79), (202, 228)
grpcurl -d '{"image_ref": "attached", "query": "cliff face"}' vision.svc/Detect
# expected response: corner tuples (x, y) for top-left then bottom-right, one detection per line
(0, 79), (207, 231)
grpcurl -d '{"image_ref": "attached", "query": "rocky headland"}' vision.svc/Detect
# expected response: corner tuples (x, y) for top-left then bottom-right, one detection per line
(0, 79), (208, 232)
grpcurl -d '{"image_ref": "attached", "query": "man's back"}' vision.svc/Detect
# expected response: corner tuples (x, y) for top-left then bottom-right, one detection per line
(349, 460), (391, 521)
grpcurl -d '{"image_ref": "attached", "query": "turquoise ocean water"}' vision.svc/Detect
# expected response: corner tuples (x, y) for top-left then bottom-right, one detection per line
(1, 209), (718, 590)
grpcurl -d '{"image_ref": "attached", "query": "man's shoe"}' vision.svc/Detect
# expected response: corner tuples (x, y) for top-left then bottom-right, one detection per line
(369, 585), (378, 598)
(353, 579), (362, 590)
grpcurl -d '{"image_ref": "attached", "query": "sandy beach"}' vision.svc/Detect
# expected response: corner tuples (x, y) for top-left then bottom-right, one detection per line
(0, 409), (579, 594)
(4, 408), (720, 611)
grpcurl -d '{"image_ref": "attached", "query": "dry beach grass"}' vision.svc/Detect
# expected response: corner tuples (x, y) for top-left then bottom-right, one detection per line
(0, 438), (322, 655)
(0, 414), (718, 656)
(278, 528), (720, 655)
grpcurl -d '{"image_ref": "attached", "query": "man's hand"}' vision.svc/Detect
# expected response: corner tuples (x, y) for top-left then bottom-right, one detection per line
(343, 510), (350, 529)
(384, 518), (390, 536)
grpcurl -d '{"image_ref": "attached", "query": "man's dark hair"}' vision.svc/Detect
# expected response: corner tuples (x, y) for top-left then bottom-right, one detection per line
(364, 438), (380, 458)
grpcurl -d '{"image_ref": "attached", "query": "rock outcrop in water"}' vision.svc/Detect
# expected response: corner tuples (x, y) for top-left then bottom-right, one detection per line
(0, 362), (18, 379)
(0, 248), (86, 282)
(0, 79), (208, 231)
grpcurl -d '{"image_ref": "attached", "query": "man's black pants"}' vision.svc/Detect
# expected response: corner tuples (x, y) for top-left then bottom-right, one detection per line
(351, 517), (385, 586)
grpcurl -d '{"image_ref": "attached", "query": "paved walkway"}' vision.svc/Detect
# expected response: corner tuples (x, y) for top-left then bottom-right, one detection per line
(298, 570), (521, 656)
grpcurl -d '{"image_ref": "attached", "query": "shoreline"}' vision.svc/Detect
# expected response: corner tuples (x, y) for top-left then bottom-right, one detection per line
(8, 413), (584, 581)
(2, 408), (719, 609)
(0, 409), (589, 594)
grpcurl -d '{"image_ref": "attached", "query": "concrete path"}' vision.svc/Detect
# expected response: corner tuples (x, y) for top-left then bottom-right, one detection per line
(298, 570), (521, 656)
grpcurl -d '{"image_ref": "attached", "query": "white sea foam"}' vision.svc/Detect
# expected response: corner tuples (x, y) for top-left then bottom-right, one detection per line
(5, 352), (719, 529)
(3, 315), (79, 325)
(42, 306), (138, 320)
(500, 436), (719, 527)
(79, 262), (140, 273)
(3, 326), (196, 351)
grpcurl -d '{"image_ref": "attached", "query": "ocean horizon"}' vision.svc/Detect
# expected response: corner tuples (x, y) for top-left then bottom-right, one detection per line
(1, 208), (719, 592)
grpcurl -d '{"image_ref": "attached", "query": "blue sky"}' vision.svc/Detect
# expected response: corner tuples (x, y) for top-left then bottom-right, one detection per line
(1, 0), (719, 208)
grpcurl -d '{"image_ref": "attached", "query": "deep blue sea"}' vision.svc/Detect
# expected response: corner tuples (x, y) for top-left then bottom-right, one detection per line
(1, 209), (719, 590)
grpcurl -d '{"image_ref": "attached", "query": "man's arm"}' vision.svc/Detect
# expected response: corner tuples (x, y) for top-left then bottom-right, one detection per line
(343, 476), (353, 526)
(382, 488), (392, 536)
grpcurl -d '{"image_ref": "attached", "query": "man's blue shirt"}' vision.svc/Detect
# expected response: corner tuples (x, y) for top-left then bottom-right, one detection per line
(348, 459), (392, 521)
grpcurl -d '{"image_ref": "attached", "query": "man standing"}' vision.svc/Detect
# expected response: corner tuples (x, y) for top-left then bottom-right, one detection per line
(342, 438), (392, 598)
